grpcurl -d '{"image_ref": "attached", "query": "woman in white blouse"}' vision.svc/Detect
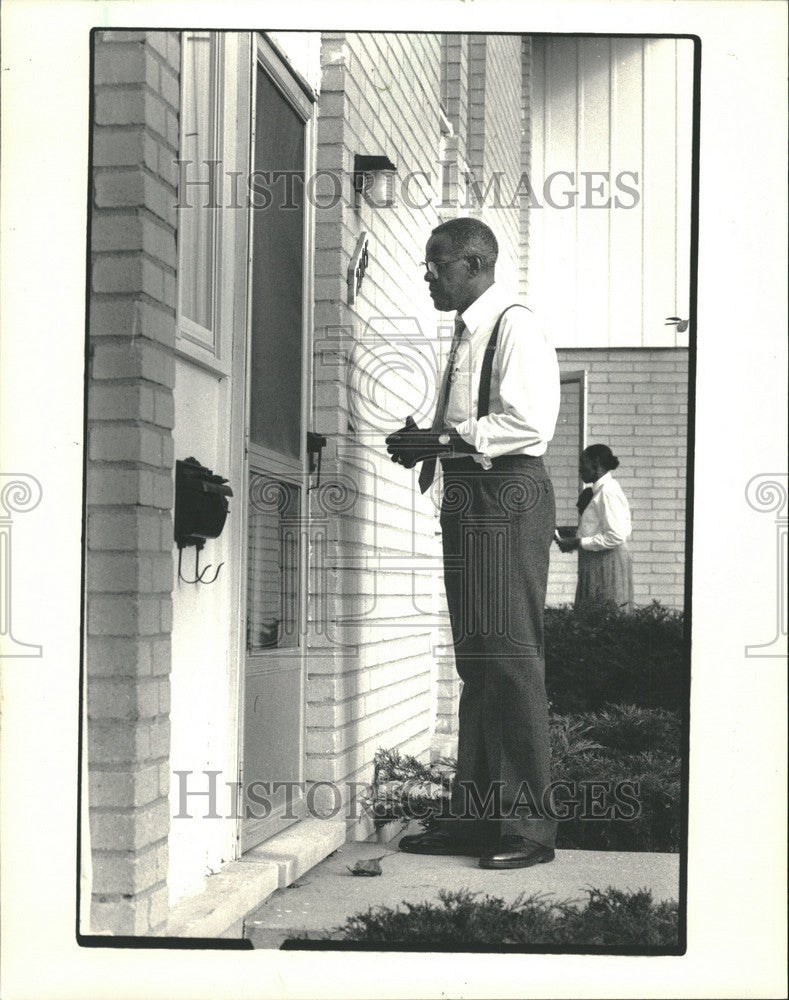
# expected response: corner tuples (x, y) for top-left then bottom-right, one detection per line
(556, 444), (634, 610)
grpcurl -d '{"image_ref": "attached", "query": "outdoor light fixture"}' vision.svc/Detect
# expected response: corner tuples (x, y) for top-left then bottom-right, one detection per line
(353, 154), (397, 207)
(174, 457), (233, 584)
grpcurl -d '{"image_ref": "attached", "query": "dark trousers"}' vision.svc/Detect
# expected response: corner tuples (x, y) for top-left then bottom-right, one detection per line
(439, 455), (556, 848)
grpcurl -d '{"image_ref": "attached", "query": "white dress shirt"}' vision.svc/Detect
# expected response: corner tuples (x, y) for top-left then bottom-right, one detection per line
(578, 472), (632, 550)
(441, 283), (560, 462)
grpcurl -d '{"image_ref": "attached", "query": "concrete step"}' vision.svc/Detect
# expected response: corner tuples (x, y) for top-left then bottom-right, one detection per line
(166, 815), (346, 938)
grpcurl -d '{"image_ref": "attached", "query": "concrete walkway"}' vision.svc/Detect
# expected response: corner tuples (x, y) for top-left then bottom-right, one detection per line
(244, 822), (680, 948)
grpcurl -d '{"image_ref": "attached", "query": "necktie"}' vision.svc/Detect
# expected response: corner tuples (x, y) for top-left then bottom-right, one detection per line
(576, 487), (594, 516)
(418, 315), (466, 494)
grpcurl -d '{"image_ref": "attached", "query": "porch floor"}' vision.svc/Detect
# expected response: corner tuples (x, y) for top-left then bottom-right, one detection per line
(244, 821), (680, 948)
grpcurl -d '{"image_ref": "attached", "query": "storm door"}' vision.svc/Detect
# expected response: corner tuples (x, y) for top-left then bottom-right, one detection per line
(240, 36), (315, 852)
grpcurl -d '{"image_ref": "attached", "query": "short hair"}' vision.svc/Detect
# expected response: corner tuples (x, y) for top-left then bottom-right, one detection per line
(583, 444), (620, 471)
(430, 218), (498, 271)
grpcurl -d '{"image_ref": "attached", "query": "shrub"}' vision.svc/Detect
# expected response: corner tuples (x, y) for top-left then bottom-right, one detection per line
(550, 705), (681, 851)
(332, 887), (679, 947)
(372, 703), (682, 853)
(573, 704), (682, 755)
(372, 747), (456, 828)
(545, 601), (687, 714)
(554, 748), (681, 852)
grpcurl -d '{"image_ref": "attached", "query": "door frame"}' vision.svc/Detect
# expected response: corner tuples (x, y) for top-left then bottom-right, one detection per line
(233, 31), (317, 856)
(171, 30), (253, 873)
(559, 368), (588, 513)
(560, 369), (588, 466)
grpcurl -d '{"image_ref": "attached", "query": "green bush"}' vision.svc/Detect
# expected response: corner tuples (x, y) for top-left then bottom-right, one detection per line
(332, 887), (679, 947)
(544, 601), (687, 714)
(372, 747), (455, 830)
(550, 705), (681, 851)
(372, 703), (682, 853)
(553, 748), (681, 852)
(573, 704), (681, 754)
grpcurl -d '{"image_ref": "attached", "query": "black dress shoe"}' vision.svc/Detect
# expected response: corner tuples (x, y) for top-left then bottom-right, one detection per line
(398, 827), (482, 856)
(478, 835), (555, 870)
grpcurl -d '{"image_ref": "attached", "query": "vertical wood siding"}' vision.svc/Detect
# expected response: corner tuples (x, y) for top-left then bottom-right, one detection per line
(530, 36), (694, 348)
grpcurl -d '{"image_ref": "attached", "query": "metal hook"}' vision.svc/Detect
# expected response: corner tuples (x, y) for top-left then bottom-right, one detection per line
(196, 555), (223, 584)
(178, 546), (224, 585)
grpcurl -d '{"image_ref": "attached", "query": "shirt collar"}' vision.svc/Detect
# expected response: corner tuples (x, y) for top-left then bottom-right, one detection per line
(590, 471), (612, 494)
(458, 282), (512, 336)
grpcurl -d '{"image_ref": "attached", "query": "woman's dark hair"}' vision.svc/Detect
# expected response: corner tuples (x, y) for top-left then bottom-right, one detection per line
(583, 444), (620, 471)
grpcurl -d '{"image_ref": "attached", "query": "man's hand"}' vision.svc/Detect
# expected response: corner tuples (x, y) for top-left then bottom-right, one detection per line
(385, 419), (451, 469)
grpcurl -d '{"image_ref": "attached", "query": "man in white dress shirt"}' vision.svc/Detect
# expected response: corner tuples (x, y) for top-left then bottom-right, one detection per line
(386, 218), (561, 869)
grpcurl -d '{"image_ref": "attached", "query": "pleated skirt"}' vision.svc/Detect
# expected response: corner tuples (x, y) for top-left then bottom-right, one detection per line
(575, 543), (634, 611)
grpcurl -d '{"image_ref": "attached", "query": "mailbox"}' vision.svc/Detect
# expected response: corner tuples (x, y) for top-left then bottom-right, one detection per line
(174, 457), (233, 551)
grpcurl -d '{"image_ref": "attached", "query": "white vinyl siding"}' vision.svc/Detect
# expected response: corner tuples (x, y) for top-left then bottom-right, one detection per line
(529, 36), (694, 348)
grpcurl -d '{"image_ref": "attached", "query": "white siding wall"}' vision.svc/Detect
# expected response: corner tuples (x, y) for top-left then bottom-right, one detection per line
(310, 32), (530, 803)
(310, 33), (446, 826)
(529, 36), (694, 348)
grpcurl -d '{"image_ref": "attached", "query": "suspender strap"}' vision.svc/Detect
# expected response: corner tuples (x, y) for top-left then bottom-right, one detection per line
(476, 304), (529, 419)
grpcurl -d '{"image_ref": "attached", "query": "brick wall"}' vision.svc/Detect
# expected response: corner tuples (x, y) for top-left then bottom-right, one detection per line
(461, 35), (523, 290)
(466, 36), (486, 201)
(86, 29), (179, 935)
(547, 348), (689, 609)
(520, 36), (533, 297)
(477, 34), (522, 289)
(438, 35), (471, 225)
(442, 34), (469, 164)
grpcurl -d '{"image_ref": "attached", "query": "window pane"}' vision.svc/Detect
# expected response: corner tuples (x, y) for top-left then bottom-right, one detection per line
(249, 67), (305, 458)
(179, 32), (217, 333)
(246, 474), (301, 651)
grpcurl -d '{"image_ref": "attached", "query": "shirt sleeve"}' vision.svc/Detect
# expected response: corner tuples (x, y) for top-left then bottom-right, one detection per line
(580, 485), (632, 550)
(452, 309), (560, 458)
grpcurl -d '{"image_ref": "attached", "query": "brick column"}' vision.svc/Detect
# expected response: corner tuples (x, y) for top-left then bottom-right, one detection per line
(438, 35), (471, 222)
(520, 36), (533, 298)
(442, 34), (469, 163)
(466, 35), (487, 218)
(85, 30), (180, 936)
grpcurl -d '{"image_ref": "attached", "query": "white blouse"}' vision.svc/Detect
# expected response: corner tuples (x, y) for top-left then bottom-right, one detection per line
(578, 472), (632, 551)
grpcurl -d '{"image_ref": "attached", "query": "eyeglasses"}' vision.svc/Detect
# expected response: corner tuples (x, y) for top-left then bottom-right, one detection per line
(419, 257), (468, 278)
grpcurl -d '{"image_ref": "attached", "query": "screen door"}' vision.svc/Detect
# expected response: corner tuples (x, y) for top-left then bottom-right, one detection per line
(241, 40), (313, 852)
